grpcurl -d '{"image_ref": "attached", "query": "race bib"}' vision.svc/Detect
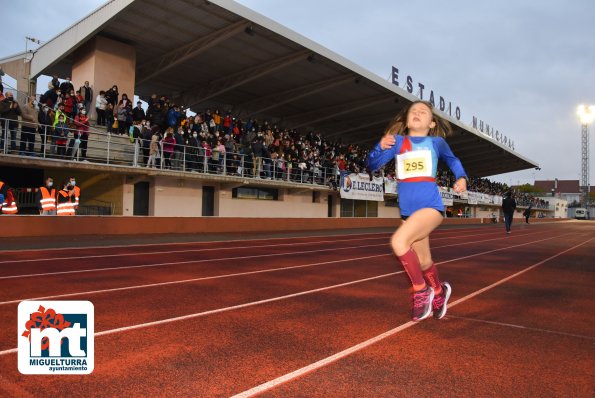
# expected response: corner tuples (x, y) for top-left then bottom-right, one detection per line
(396, 149), (432, 179)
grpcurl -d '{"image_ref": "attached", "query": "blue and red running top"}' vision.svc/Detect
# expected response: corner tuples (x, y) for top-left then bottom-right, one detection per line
(367, 135), (467, 217)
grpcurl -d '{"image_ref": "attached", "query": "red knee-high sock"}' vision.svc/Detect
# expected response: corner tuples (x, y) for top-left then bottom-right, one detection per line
(397, 249), (426, 292)
(422, 263), (442, 295)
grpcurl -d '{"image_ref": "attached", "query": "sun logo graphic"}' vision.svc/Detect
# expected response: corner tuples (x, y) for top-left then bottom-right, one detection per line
(18, 301), (94, 374)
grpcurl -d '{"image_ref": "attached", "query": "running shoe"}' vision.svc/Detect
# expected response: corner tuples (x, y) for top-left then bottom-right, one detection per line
(432, 282), (452, 319)
(411, 286), (434, 321)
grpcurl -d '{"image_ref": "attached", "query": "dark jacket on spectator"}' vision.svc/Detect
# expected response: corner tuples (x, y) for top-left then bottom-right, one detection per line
(167, 108), (180, 127)
(38, 107), (54, 128)
(502, 196), (517, 214)
(132, 106), (146, 122)
(149, 106), (166, 129)
(104, 88), (118, 106)
(0, 98), (21, 123)
(252, 140), (266, 158)
(141, 127), (153, 150)
(187, 135), (200, 154)
(59, 80), (74, 94)
(41, 89), (58, 108)
(174, 132), (184, 152)
(79, 85), (93, 102)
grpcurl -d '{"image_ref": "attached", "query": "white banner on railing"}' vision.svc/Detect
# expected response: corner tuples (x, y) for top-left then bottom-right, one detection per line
(340, 172), (384, 201)
(439, 187), (454, 206)
(467, 191), (502, 205)
(384, 178), (398, 195)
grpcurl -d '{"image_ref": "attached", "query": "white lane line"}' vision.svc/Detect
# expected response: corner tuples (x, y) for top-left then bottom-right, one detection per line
(0, 233), (584, 358)
(229, 236), (593, 398)
(0, 243), (386, 280)
(0, 230), (541, 282)
(0, 254), (388, 305)
(0, 230), (504, 265)
(446, 315), (595, 340)
(0, 235), (388, 265)
(0, 230), (392, 254)
(0, 270), (404, 356)
(0, 232), (536, 304)
(0, 226), (495, 255)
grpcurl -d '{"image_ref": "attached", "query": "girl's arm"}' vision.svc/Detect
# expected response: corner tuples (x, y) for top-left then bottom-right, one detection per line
(436, 137), (468, 192)
(366, 135), (401, 171)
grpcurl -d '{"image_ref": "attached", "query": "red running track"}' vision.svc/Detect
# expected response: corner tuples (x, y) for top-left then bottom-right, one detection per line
(0, 222), (593, 397)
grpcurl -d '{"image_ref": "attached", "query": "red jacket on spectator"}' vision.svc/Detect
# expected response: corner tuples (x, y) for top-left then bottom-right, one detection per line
(201, 142), (212, 157)
(162, 135), (175, 154)
(75, 114), (90, 136)
(63, 96), (75, 114)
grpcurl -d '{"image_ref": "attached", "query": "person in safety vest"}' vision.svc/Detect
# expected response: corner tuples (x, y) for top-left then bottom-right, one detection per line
(68, 176), (80, 213)
(0, 180), (18, 214)
(37, 177), (57, 215)
(56, 179), (76, 216)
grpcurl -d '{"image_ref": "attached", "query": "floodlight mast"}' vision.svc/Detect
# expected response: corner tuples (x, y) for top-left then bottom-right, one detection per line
(577, 105), (594, 207)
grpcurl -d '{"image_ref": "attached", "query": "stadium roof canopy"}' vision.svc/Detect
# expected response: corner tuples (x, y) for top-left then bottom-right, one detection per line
(4, 0), (538, 177)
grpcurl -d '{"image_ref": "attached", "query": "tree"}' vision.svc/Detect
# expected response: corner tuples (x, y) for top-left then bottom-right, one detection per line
(516, 183), (544, 194)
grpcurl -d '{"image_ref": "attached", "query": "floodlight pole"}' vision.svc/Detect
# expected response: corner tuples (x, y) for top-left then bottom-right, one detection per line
(577, 105), (594, 208)
(580, 122), (589, 207)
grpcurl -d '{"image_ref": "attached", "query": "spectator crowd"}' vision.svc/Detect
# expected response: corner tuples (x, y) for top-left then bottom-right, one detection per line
(1, 77), (547, 207)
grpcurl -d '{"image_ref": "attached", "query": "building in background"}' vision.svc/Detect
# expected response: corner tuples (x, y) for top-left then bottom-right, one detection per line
(535, 179), (594, 218)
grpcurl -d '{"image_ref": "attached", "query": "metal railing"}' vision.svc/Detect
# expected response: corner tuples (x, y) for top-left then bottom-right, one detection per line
(0, 117), (340, 187)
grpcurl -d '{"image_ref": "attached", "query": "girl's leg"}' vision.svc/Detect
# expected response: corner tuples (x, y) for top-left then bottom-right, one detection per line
(391, 208), (444, 321)
(413, 235), (452, 319)
(391, 208), (443, 285)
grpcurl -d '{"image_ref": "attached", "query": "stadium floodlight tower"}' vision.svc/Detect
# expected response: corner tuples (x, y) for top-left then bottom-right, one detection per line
(577, 105), (595, 207)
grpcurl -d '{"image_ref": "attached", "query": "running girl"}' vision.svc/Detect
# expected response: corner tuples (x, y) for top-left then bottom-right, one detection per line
(367, 100), (468, 321)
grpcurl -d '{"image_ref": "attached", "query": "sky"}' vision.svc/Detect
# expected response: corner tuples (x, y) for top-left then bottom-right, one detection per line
(2, 0), (594, 186)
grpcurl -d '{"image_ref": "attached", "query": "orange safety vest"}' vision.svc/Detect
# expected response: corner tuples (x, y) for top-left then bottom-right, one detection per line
(72, 185), (80, 209)
(39, 186), (57, 211)
(0, 181), (18, 214)
(56, 190), (75, 216)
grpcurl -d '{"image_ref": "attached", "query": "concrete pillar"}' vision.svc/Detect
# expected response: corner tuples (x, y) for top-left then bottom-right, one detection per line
(0, 58), (33, 102)
(71, 36), (136, 121)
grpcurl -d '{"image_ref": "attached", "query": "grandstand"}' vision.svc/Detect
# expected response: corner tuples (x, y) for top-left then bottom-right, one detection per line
(0, 0), (541, 219)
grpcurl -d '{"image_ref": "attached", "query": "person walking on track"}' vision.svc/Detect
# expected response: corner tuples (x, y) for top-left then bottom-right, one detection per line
(367, 100), (468, 321)
(502, 191), (516, 234)
(523, 204), (532, 224)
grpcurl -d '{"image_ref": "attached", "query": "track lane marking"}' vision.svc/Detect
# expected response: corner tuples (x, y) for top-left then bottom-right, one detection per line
(0, 231), (543, 280)
(0, 231), (506, 265)
(446, 315), (595, 340)
(0, 226), (498, 255)
(230, 236), (593, 398)
(0, 232), (578, 356)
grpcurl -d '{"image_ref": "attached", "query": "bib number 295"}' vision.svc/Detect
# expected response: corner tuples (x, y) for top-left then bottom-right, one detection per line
(404, 159), (425, 172)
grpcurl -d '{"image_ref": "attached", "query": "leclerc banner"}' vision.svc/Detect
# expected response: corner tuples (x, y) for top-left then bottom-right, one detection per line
(439, 187), (454, 206)
(339, 172), (384, 201)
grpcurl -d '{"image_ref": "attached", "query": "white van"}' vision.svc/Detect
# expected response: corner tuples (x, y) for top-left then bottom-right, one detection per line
(574, 208), (588, 220)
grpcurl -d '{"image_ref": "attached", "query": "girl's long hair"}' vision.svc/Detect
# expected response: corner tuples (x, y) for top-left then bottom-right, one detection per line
(383, 100), (452, 138)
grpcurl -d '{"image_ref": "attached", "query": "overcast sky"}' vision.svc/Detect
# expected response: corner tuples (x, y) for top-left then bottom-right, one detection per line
(2, 0), (594, 186)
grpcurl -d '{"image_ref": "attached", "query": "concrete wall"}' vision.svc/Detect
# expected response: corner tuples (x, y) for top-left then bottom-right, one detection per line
(218, 188), (329, 218)
(0, 216), (567, 239)
(378, 202), (400, 218)
(151, 176), (203, 217)
(71, 36), (136, 120)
